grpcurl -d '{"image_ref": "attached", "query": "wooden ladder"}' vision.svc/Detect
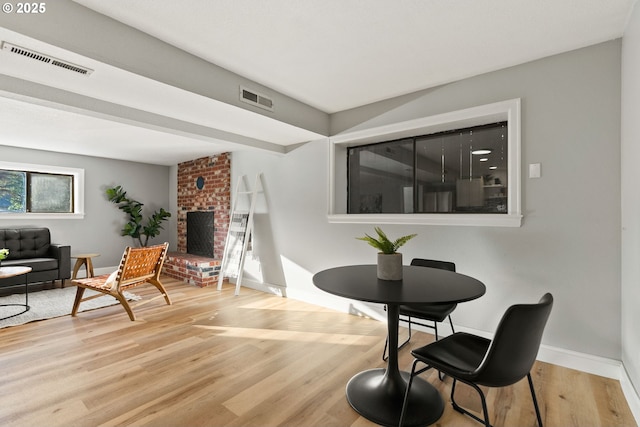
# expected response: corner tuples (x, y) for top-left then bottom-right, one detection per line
(217, 173), (262, 295)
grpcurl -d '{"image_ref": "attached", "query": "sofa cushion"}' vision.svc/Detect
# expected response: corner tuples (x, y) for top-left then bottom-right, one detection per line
(0, 228), (51, 259)
(3, 258), (58, 272)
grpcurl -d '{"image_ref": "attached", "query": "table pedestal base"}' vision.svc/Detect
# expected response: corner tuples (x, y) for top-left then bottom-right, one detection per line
(346, 368), (444, 427)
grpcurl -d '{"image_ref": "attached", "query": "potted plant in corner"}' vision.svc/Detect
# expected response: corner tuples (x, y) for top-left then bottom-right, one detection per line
(106, 185), (171, 247)
(357, 227), (416, 281)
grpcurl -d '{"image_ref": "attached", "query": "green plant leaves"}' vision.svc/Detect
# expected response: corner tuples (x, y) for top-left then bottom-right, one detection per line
(356, 226), (416, 254)
(106, 185), (171, 246)
(142, 208), (171, 247)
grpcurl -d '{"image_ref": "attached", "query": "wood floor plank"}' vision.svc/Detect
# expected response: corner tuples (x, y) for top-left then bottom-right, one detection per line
(0, 277), (636, 427)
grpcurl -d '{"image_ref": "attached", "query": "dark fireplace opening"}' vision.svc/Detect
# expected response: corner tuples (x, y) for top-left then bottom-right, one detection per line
(187, 211), (215, 258)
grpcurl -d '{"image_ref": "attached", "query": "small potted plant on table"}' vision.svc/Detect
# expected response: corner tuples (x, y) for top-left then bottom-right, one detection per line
(0, 248), (8, 268)
(357, 227), (416, 281)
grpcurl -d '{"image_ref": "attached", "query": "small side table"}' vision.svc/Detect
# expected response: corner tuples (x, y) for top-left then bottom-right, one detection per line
(71, 253), (100, 280)
(0, 266), (33, 321)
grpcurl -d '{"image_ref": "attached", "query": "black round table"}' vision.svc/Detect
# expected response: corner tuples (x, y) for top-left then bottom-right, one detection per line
(312, 264), (486, 427)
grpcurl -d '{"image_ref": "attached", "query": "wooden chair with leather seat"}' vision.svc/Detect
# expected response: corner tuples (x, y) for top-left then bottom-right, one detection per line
(382, 258), (458, 361)
(71, 242), (171, 321)
(399, 293), (554, 427)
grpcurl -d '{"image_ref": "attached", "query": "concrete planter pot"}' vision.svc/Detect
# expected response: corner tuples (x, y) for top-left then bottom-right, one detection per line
(377, 253), (403, 281)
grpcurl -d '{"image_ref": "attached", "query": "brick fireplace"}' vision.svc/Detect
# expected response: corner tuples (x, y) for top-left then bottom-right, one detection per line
(162, 154), (231, 287)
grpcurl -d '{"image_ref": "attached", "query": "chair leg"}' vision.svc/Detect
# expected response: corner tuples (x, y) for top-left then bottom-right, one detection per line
(71, 286), (85, 317)
(114, 292), (136, 321)
(382, 337), (389, 361)
(433, 321), (447, 381)
(149, 278), (172, 305)
(435, 316), (456, 381)
(527, 373), (544, 427)
(400, 360), (435, 427)
(451, 379), (492, 427)
(399, 359), (420, 427)
(382, 316), (412, 361)
(405, 317), (413, 345)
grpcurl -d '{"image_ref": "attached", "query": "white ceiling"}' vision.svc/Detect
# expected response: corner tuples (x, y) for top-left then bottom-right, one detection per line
(0, 0), (637, 165)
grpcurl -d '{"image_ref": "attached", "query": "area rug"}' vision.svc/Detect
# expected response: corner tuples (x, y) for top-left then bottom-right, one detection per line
(0, 287), (141, 329)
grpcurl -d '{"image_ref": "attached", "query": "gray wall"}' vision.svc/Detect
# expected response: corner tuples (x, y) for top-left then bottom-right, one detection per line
(0, 146), (174, 271)
(232, 40), (623, 360)
(622, 1), (640, 399)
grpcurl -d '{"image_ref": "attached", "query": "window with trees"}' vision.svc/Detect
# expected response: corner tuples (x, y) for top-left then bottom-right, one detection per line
(0, 162), (84, 218)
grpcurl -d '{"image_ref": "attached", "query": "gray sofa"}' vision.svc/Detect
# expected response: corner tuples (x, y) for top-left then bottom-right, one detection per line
(0, 228), (71, 296)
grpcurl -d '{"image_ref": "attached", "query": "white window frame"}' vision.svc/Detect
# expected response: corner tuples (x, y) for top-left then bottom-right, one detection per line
(0, 161), (85, 219)
(328, 98), (522, 227)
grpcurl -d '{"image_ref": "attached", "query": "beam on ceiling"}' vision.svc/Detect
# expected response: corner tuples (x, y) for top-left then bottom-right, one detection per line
(0, 74), (287, 154)
(0, 0), (330, 136)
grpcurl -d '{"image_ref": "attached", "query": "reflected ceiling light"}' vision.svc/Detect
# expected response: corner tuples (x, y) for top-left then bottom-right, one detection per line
(479, 158), (489, 162)
(489, 166), (498, 170)
(471, 149), (492, 155)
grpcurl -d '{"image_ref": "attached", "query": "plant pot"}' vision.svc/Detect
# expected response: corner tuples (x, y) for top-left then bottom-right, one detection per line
(377, 253), (403, 281)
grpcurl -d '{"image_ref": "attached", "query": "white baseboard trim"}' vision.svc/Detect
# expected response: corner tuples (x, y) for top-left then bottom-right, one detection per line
(232, 278), (287, 297)
(537, 344), (622, 379)
(279, 286), (388, 321)
(621, 366), (640, 424)
(453, 324), (623, 379)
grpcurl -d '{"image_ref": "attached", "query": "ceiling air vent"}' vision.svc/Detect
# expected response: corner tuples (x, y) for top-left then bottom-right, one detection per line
(1, 41), (94, 76)
(240, 86), (274, 112)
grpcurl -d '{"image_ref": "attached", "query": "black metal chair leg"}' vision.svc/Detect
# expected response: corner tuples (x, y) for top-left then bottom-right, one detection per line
(399, 361), (434, 427)
(382, 316), (412, 361)
(432, 322), (445, 380)
(450, 374), (543, 427)
(528, 373), (544, 427)
(398, 359), (419, 427)
(382, 313), (455, 363)
(436, 315), (456, 381)
(451, 378), (492, 427)
(382, 337), (388, 361)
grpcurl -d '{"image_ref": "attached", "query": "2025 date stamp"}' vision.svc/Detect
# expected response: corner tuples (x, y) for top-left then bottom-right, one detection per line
(3, 2), (47, 14)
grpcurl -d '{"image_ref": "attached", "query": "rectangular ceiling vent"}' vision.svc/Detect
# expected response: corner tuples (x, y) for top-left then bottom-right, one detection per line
(1, 41), (94, 76)
(240, 86), (274, 112)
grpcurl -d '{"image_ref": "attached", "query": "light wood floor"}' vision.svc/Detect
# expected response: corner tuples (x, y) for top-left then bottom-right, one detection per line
(0, 277), (636, 427)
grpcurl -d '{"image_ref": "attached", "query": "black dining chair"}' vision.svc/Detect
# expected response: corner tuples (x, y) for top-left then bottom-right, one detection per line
(399, 293), (553, 427)
(382, 258), (457, 361)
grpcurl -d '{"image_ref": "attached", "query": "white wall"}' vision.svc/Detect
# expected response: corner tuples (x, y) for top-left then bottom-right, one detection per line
(0, 146), (174, 270)
(232, 40), (623, 361)
(622, 0), (640, 399)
